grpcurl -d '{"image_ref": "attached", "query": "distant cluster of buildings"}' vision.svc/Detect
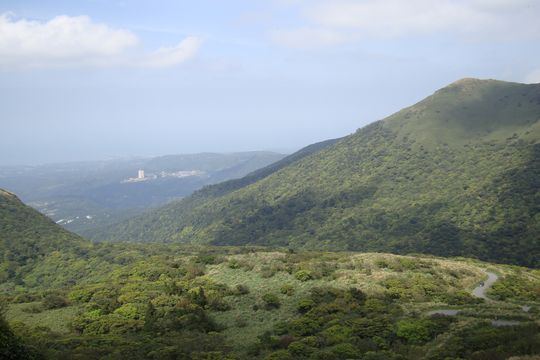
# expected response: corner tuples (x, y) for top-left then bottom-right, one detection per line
(122, 169), (204, 183)
(123, 169), (155, 183)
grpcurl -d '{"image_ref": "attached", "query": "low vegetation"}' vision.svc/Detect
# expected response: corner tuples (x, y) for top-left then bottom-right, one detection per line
(2, 244), (539, 359)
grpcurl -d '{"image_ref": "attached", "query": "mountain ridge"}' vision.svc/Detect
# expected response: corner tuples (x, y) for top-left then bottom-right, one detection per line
(89, 78), (540, 267)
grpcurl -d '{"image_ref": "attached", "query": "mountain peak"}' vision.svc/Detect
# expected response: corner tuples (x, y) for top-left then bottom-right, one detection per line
(451, 77), (484, 85)
(441, 77), (531, 93)
(442, 77), (510, 92)
(382, 76), (540, 147)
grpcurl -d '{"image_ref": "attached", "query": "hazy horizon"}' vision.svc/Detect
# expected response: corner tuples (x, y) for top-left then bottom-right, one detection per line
(1, 0), (540, 166)
(0, 148), (297, 168)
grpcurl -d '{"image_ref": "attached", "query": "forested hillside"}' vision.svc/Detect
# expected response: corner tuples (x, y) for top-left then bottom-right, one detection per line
(0, 189), (88, 285)
(89, 138), (341, 242)
(96, 79), (540, 267)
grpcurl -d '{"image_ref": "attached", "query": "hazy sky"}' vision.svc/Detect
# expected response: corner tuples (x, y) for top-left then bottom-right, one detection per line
(1, 0), (539, 165)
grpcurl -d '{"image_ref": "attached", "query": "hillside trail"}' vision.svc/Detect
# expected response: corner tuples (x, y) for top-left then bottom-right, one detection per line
(471, 271), (498, 301)
(428, 270), (532, 323)
(470, 270), (531, 311)
(428, 270), (497, 316)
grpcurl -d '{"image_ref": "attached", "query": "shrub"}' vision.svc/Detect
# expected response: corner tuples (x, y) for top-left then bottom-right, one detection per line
(68, 288), (94, 303)
(185, 263), (206, 279)
(297, 298), (315, 314)
(261, 266), (277, 278)
(322, 324), (353, 345)
(21, 304), (43, 314)
(397, 258), (419, 270)
(188, 287), (208, 307)
(195, 254), (221, 265)
(280, 284), (295, 296)
(396, 318), (432, 344)
(330, 343), (360, 359)
(444, 290), (480, 305)
(310, 287), (340, 304)
(288, 341), (318, 357)
(91, 287), (120, 313)
(295, 270), (313, 282)
(228, 259), (241, 269)
(207, 292), (230, 311)
(114, 303), (144, 320)
(235, 316), (247, 328)
(232, 284), (250, 295)
(12, 293), (39, 303)
(262, 293), (281, 310)
(347, 287), (367, 304)
(288, 317), (321, 336)
(42, 294), (68, 309)
(264, 350), (293, 360)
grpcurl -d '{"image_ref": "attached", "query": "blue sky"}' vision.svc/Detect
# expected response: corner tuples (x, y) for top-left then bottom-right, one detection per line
(1, 0), (539, 165)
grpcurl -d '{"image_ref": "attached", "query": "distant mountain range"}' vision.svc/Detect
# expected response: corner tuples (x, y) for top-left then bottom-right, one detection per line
(93, 79), (540, 267)
(0, 151), (286, 236)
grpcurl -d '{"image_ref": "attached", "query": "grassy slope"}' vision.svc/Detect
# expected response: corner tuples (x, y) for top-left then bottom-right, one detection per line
(205, 252), (482, 351)
(0, 189), (87, 279)
(94, 79), (540, 267)
(5, 247), (540, 358)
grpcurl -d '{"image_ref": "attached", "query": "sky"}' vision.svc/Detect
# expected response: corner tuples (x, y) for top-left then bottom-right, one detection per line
(1, 0), (539, 165)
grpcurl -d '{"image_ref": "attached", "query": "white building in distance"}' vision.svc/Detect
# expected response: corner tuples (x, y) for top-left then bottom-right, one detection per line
(138, 169), (145, 179)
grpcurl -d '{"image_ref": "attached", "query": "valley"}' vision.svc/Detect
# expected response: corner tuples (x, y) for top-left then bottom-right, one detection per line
(1, 78), (539, 359)
(2, 0), (540, 358)
(0, 151), (285, 237)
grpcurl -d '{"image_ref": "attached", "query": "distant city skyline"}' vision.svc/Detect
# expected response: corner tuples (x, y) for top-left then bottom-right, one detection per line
(1, 0), (540, 165)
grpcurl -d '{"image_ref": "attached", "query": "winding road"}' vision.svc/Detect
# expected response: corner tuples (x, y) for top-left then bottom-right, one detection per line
(471, 271), (498, 301)
(428, 270), (531, 327)
(428, 271), (499, 317)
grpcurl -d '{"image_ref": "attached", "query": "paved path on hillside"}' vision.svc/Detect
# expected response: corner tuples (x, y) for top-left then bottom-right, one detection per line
(471, 271), (498, 301)
(428, 270), (498, 317)
(428, 270), (533, 326)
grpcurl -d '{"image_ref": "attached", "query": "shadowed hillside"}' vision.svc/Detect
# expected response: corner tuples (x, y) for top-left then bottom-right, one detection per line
(89, 79), (540, 267)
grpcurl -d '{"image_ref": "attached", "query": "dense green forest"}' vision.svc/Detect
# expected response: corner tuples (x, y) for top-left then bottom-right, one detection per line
(93, 79), (540, 267)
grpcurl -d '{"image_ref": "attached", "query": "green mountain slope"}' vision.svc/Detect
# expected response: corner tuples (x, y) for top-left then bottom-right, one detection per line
(89, 137), (341, 242)
(96, 79), (540, 267)
(0, 189), (87, 283)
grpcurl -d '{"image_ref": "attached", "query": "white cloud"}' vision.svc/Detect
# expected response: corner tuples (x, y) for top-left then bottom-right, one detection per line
(524, 69), (540, 84)
(272, 0), (540, 48)
(0, 13), (200, 68)
(307, 1), (491, 36)
(142, 37), (202, 68)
